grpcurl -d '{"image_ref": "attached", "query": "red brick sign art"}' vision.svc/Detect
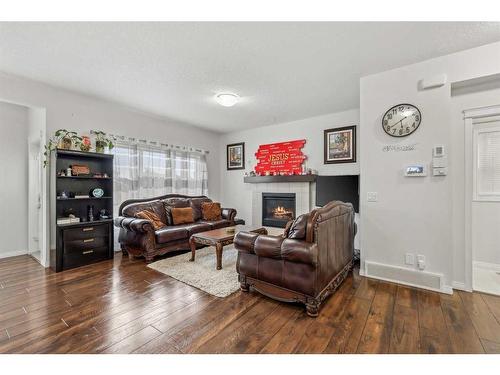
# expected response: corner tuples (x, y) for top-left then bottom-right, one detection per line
(254, 139), (307, 175)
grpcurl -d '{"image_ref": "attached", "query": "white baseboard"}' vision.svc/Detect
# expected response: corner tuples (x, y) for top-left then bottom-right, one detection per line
(474, 261), (500, 273)
(0, 249), (28, 260)
(364, 260), (452, 295)
(452, 281), (472, 292)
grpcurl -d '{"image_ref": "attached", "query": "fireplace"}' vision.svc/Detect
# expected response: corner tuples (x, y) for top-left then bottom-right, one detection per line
(262, 193), (296, 228)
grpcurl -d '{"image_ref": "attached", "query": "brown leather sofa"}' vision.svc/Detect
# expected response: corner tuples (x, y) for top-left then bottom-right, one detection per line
(115, 194), (237, 262)
(234, 201), (355, 317)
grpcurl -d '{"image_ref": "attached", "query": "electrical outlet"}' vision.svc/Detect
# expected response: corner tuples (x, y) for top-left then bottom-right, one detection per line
(417, 255), (426, 270)
(405, 253), (414, 266)
(367, 192), (378, 202)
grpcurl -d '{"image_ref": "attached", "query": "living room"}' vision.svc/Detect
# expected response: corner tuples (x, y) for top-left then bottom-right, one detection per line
(1, 1), (500, 372)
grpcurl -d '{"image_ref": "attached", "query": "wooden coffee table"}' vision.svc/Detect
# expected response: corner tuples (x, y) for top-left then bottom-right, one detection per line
(189, 225), (268, 270)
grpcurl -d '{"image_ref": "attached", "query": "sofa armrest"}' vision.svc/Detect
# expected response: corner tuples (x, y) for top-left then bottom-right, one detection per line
(114, 216), (154, 233)
(281, 238), (318, 266)
(221, 208), (237, 222)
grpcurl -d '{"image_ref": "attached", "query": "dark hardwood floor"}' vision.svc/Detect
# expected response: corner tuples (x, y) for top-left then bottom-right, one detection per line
(1, 253), (500, 354)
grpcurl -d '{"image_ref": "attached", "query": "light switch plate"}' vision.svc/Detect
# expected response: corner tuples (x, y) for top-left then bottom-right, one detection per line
(367, 192), (378, 202)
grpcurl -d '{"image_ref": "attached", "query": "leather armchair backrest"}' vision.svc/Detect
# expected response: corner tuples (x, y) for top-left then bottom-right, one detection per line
(307, 200), (355, 294)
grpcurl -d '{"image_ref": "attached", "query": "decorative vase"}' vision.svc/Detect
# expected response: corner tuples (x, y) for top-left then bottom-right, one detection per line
(80, 136), (91, 152)
(95, 140), (106, 153)
(59, 137), (72, 150)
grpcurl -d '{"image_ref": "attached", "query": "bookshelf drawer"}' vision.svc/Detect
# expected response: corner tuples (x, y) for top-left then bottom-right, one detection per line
(63, 224), (108, 241)
(63, 246), (109, 269)
(64, 236), (108, 253)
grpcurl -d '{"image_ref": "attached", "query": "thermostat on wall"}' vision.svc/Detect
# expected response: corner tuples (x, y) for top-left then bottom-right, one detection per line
(404, 165), (427, 177)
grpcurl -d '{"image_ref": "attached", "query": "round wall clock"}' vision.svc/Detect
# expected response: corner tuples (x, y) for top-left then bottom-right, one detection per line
(382, 103), (421, 137)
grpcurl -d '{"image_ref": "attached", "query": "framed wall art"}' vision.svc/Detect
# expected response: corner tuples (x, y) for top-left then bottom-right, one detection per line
(226, 142), (245, 170)
(324, 126), (356, 164)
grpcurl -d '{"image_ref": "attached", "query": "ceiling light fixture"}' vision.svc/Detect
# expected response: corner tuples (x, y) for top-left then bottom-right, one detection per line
(215, 93), (239, 107)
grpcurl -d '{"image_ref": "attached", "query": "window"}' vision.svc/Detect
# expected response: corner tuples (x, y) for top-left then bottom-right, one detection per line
(473, 123), (500, 201)
(112, 141), (208, 217)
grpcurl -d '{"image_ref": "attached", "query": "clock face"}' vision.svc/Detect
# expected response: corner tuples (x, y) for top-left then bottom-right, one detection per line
(382, 104), (421, 137)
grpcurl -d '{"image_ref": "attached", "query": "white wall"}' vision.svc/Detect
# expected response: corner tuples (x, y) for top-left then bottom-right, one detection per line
(360, 41), (500, 292)
(451, 83), (500, 268)
(0, 101), (29, 258)
(219, 109), (359, 223)
(0, 72), (222, 202)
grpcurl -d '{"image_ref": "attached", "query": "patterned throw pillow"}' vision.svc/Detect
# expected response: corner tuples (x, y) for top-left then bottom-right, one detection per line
(287, 214), (310, 240)
(135, 210), (166, 230)
(171, 207), (195, 225)
(201, 202), (222, 221)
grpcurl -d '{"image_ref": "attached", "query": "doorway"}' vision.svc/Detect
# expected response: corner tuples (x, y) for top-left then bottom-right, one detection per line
(28, 138), (44, 262)
(0, 100), (48, 266)
(464, 105), (500, 296)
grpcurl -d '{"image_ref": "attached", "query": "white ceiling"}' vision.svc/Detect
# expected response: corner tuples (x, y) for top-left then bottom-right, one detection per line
(1, 22), (500, 133)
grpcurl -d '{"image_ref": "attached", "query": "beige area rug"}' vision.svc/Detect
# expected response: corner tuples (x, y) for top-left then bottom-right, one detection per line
(147, 245), (240, 297)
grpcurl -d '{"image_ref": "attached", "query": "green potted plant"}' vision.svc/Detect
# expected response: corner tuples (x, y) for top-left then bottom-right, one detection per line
(93, 131), (115, 153)
(43, 129), (82, 167)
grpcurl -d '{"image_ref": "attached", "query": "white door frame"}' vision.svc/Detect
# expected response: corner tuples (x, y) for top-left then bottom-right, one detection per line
(0, 99), (49, 267)
(463, 104), (500, 291)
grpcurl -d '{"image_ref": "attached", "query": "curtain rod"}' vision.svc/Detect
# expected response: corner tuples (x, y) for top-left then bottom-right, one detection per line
(90, 130), (210, 155)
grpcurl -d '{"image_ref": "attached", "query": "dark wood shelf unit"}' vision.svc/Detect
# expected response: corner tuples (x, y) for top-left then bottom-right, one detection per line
(51, 149), (114, 272)
(243, 175), (317, 183)
(57, 176), (112, 180)
(57, 218), (114, 228)
(56, 196), (112, 200)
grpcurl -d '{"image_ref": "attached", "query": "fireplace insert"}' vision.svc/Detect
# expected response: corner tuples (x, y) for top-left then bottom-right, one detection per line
(262, 193), (296, 228)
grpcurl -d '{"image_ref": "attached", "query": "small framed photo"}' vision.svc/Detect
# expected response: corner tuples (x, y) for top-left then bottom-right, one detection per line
(324, 126), (356, 164)
(227, 142), (245, 170)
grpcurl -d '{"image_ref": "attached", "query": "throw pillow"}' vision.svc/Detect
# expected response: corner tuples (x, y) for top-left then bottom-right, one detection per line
(171, 207), (195, 225)
(201, 202), (222, 221)
(190, 197), (212, 221)
(134, 210), (166, 230)
(163, 198), (190, 225)
(287, 214), (309, 239)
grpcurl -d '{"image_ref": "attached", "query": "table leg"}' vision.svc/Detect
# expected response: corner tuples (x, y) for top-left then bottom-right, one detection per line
(189, 237), (196, 262)
(216, 242), (223, 270)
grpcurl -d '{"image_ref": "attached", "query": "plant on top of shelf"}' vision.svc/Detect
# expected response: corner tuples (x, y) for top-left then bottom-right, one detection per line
(92, 130), (115, 153)
(43, 129), (82, 167)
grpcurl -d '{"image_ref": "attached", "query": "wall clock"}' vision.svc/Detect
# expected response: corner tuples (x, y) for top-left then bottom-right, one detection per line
(382, 103), (421, 137)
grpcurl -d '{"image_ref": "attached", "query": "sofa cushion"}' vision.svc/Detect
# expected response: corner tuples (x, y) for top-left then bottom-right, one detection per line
(175, 222), (211, 235)
(171, 207), (195, 225)
(155, 227), (189, 244)
(202, 202), (222, 221)
(162, 198), (190, 225)
(198, 219), (230, 229)
(287, 214), (309, 240)
(134, 210), (166, 230)
(123, 200), (168, 224)
(190, 197), (212, 221)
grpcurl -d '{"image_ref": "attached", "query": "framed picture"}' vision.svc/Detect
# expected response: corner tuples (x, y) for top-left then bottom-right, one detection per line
(227, 142), (245, 170)
(324, 126), (356, 164)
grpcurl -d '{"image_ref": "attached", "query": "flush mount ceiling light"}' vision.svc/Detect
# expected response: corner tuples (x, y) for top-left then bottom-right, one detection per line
(215, 93), (239, 107)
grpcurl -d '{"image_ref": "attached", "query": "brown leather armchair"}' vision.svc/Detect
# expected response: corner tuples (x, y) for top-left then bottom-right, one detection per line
(234, 201), (355, 317)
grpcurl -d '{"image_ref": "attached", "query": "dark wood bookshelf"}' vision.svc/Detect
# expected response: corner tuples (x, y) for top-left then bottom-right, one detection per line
(51, 149), (114, 272)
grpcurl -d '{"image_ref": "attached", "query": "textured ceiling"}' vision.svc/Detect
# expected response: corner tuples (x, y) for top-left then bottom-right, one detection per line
(1, 22), (500, 133)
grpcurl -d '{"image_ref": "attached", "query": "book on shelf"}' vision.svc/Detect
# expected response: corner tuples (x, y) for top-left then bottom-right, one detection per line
(57, 217), (81, 225)
(74, 195), (90, 199)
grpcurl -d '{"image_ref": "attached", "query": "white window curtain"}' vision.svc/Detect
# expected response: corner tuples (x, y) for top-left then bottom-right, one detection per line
(112, 141), (208, 218)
